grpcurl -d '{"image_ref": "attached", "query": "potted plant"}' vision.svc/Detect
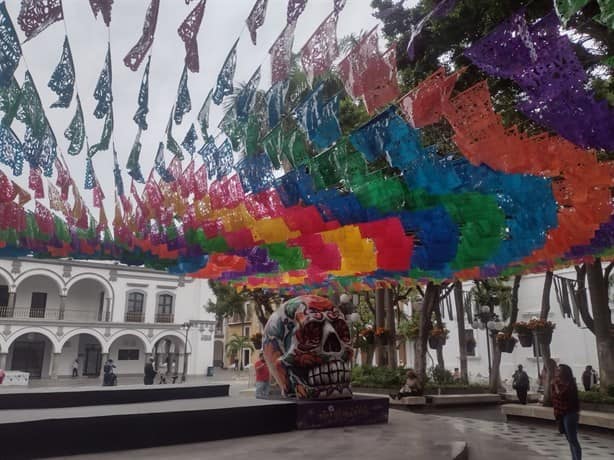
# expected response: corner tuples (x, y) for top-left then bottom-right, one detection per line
(398, 314), (420, 342)
(250, 332), (263, 350)
(496, 332), (517, 353)
(528, 318), (556, 345)
(513, 321), (533, 347)
(428, 326), (449, 349)
(374, 327), (391, 345)
(358, 325), (375, 345)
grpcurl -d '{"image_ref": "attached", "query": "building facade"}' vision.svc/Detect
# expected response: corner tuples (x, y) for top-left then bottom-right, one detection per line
(222, 301), (264, 369)
(0, 257), (216, 379)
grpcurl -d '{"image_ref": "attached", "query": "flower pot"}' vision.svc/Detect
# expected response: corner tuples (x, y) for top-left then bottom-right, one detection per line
(428, 336), (445, 350)
(536, 329), (553, 346)
(517, 332), (533, 348)
(500, 339), (516, 353)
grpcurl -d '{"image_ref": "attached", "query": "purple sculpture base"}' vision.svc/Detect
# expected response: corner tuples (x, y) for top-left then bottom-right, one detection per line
(295, 395), (389, 430)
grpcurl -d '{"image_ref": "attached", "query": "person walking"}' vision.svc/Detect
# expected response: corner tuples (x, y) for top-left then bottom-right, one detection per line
(581, 365), (597, 392)
(144, 357), (156, 385)
(72, 358), (79, 377)
(254, 352), (270, 398)
(103, 359), (117, 386)
(512, 364), (530, 404)
(553, 364), (582, 460)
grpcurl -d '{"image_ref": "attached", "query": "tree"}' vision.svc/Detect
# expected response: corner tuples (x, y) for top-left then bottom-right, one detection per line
(574, 259), (614, 394)
(453, 280), (468, 383)
(225, 334), (253, 371)
(207, 280), (246, 322)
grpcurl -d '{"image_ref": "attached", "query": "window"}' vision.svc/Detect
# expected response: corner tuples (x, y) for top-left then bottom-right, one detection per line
(118, 349), (140, 360)
(243, 326), (251, 338)
(127, 292), (144, 313)
(156, 294), (174, 323)
(0, 285), (8, 306)
(30, 292), (47, 318)
(465, 330), (476, 357)
(157, 294), (173, 314)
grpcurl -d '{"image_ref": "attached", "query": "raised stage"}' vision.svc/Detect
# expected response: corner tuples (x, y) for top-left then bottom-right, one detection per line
(0, 385), (388, 459)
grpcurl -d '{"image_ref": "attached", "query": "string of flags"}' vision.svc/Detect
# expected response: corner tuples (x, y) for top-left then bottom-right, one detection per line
(0, 0), (611, 292)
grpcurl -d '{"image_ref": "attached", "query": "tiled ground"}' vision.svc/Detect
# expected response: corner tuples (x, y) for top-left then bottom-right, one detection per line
(433, 413), (614, 459)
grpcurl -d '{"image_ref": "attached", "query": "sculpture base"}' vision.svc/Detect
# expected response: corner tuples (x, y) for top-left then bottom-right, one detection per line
(295, 395), (389, 430)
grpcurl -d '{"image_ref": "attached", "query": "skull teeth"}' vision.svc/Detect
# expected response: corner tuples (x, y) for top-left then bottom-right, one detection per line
(305, 361), (350, 388)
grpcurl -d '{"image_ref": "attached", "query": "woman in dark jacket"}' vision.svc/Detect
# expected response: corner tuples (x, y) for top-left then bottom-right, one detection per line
(144, 358), (156, 385)
(552, 364), (581, 460)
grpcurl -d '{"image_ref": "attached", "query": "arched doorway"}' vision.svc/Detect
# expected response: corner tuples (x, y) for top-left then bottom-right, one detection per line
(8, 332), (54, 378)
(108, 333), (148, 376)
(213, 340), (224, 368)
(153, 335), (184, 379)
(60, 333), (104, 377)
(66, 278), (109, 322)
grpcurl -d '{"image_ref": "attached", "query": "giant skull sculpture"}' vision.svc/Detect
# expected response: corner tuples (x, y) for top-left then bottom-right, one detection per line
(263, 295), (353, 399)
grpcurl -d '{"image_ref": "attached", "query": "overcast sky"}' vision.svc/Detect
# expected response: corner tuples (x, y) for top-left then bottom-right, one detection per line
(5, 0), (389, 217)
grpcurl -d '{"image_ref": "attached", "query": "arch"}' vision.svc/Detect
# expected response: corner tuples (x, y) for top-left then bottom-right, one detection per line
(0, 335), (7, 353)
(0, 266), (14, 288)
(107, 329), (151, 354)
(14, 268), (65, 294)
(6, 326), (60, 353)
(58, 328), (107, 351)
(66, 273), (114, 299)
(152, 330), (191, 354)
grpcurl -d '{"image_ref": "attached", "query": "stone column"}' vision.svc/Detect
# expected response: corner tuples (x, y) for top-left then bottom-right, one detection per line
(50, 353), (61, 379)
(6, 291), (15, 317)
(105, 297), (111, 322)
(100, 352), (109, 383)
(58, 295), (67, 320)
(0, 352), (7, 369)
(181, 352), (191, 382)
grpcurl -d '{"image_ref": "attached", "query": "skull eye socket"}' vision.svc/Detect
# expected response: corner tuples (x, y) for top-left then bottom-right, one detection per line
(333, 318), (350, 343)
(300, 321), (323, 347)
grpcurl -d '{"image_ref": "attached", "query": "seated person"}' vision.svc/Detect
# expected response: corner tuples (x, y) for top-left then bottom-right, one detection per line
(390, 369), (420, 399)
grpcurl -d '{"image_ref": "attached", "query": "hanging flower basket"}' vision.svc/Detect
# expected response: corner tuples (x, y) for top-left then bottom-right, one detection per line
(496, 333), (517, 353)
(517, 333), (533, 348)
(536, 329), (553, 346)
(428, 335), (446, 350)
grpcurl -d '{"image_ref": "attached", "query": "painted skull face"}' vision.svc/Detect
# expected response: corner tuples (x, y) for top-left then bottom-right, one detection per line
(263, 295), (353, 399)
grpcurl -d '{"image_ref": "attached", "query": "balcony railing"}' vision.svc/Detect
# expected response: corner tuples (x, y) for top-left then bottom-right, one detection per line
(155, 312), (174, 323)
(124, 311), (145, 322)
(0, 306), (106, 322)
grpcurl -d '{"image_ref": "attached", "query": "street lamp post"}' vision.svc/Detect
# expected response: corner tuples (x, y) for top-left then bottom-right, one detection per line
(181, 321), (190, 383)
(472, 305), (504, 384)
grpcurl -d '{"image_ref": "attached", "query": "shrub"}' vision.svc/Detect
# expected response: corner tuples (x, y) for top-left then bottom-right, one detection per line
(579, 391), (614, 405)
(351, 365), (406, 388)
(398, 314), (420, 341)
(430, 365), (453, 385)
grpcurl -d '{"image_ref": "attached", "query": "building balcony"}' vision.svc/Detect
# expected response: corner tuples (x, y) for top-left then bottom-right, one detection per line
(0, 306), (106, 322)
(155, 312), (175, 323)
(124, 311), (145, 323)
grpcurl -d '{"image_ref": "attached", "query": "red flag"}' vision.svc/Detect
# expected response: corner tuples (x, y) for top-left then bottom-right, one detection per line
(0, 171), (15, 203)
(29, 167), (44, 199)
(123, 0), (160, 71)
(177, 0), (206, 72)
(193, 163), (208, 200)
(130, 180), (145, 214)
(47, 182), (64, 213)
(269, 22), (296, 84)
(179, 160), (195, 198)
(35, 201), (55, 235)
(300, 11), (339, 82)
(92, 180), (105, 208)
(113, 196), (123, 229)
(89, 0), (113, 26)
(55, 158), (72, 201)
(97, 205), (108, 232)
(143, 171), (163, 218)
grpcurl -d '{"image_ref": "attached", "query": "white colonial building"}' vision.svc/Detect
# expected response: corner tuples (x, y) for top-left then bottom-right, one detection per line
(0, 257), (218, 380)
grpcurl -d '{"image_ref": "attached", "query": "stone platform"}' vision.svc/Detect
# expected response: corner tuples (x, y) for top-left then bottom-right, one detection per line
(295, 395), (388, 429)
(502, 403), (614, 430)
(0, 383), (230, 409)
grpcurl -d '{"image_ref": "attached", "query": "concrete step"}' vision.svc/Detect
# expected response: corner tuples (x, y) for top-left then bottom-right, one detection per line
(429, 393), (501, 406)
(502, 403), (614, 430)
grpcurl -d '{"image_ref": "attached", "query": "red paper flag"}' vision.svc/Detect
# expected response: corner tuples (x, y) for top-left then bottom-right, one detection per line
(269, 22), (296, 84)
(123, 0), (160, 71)
(29, 167), (44, 199)
(300, 11), (339, 82)
(178, 0), (206, 72)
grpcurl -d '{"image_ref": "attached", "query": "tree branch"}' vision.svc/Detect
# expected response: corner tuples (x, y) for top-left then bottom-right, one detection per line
(416, 284), (425, 298)
(604, 262), (614, 292)
(574, 264), (595, 334)
(439, 283), (454, 301)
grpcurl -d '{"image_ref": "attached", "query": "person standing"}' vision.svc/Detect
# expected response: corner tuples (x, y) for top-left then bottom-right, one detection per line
(512, 364), (530, 404)
(553, 364), (582, 460)
(254, 353), (270, 398)
(581, 365), (597, 392)
(72, 358), (79, 378)
(144, 358), (156, 385)
(103, 359), (117, 386)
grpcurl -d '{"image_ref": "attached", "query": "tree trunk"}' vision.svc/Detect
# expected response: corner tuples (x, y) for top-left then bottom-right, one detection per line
(385, 287), (397, 369)
(433, 297), (445, 371)
(415, 282), (440, 393)
(453, 281), (468, 383)
(375, 288), (386, 366)
(586, 258), (614, 393)
(540, 270), (554, 406)
(489, 275), (521, 394)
